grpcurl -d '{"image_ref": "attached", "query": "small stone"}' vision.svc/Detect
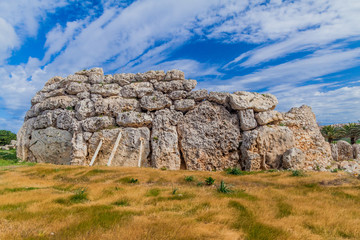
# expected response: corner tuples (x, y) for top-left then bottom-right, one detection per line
(238, 109), (257, 131)
(174, 99), (196, 112)
(187, 89), (208, 101)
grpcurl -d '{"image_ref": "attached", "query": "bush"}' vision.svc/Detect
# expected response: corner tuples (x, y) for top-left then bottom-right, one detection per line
(184, 176), (194, 182)
(205, 177), (215, 186)
(0, 130), (16, 146)
(218, 180), (232, 193)
(291, 170), (306, 177)
(225, 168), (243, 175)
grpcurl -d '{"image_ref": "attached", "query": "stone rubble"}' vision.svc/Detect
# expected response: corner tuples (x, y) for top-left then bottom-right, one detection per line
(17, 68), (335, 171)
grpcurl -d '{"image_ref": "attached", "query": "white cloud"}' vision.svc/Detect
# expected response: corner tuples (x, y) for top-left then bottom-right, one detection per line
(272, 83), (360, 125)
(202, 47), (360, 92)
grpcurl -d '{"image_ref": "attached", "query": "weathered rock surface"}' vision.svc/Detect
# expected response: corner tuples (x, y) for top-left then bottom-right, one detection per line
(238, 109), (257, 131)
(178, 101), (241, 171)
(241, 126), (295, 171)
(229, 92), (278, 112)
(151, 109), (183, 170)
(282, 148), (306, 170)
(353, 144), (360, 160)
(335, 140), (353, 161)
(18, 68), (333, 172)
(29, 127), (73, 164)
(88, 128), (150, 167)
(255, 110), (283, 125)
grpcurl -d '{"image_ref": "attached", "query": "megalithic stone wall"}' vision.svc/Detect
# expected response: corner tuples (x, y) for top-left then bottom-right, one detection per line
(17, 68), (333, 171)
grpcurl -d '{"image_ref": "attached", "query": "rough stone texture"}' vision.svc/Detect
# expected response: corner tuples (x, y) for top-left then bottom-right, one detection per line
(88, 127), (150, 167)
(81, 116), (115, 132)
(338, 160), (360, 174)
(238, 109), (257, 131)
(353, 144), (360, 160)
(282, 148), (306, 170)
(336, 140), (353, 161)
(18, 68), (333, 172)
(178, 101), (241, 171)
(116, 111), (152, 127)
(229, 92), (278, 112)
(165, 69), (184, 81)
(331, 143), (338, 161)
(241, 126), (295, 171)
(187, 89), (208, 101)
(281, 105), (333, 170)
(151, 109), (183, 170)
(140, 92), (172, 111)
(174, 99), (195, 112)
(255, 110), (283, 125)
(29, 127), (73, 164)
(208, 92), (229, 105)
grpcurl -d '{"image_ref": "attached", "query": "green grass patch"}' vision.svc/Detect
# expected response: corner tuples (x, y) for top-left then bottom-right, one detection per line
(146, 188), (161, 197)
(116, 177), (139, 184)
(0, 187), (39, 195)
(112, 198), (130, 206)
(54, 188), (89, 205)
(276, 202), (292, 218)
(291, 170), (306, 177)
(229, 200), (287, 240)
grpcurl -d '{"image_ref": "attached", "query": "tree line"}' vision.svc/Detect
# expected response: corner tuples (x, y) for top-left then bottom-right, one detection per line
(321, 122), (360, 145)
(0, 130), (16, 146)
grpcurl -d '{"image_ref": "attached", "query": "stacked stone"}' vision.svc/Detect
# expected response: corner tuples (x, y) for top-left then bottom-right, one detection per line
(17, 68), (333, 171)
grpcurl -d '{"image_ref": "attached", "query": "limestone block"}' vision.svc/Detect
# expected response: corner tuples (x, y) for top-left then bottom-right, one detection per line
(255, 110), (283, 125)
(178, 101), (241, 171)
(241, 126), (295, 171)
(88, 127), (150, 167)
(135, 70), (165, 81)
(66, 82), (89, 95)
(33, 111), (54, 129)
(282, 148), (306, 170)
(90, 84), (121, 97)
(17, 118), (36, 161)
(75, 99), (95, 120)
(70, 132), (87, 165)
(113, 73), (135, 86)
(120, 84), (137, 98)
(336, 140), (353, 161)
(238, 109), (257, 131)
(81, 116), (115, 132)
(151, 109), (183, 170)
(116, 111), (152, 127)
(29, 127), (72, 164)
(57, 110), (78, 131)
(77, 91), (90, 99)
(168, 90), (188, 100)
(44, 76), (63, 87)
(140, 92), (172, 111)
(88, 74), (104, 84)
(183, 79), (197, 91)
(174, 99), (195, 112)
(154, 80), (184, 93)
(208, 92), (229, 105)
(187, 89), (208, 101)
(229, 92), (278, 112)
(165, 69), (185, 81)
(353, 144), (360, 160)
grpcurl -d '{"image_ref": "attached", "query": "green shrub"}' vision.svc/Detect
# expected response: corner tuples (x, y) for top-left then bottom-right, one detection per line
(160, 166), (167, 171)
(184, 176), (194, 182)
(0, 130), (16, 146)
(205, 177), (215, 186)
(69, 188), (88, 203)
(225, 167), (243, 175)
(112, 198), (130, 206)
(129, 178), (138, 184)
(331, 168), (338, 173)
(291, 170), (306, 177)
(218, 180), (232, 193)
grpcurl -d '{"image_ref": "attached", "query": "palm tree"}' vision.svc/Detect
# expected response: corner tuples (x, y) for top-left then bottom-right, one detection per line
(320, 125), (341, 143)
(338, 123), (360, 145)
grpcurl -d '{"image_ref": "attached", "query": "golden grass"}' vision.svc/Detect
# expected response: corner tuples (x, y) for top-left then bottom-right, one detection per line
(0, 164), (360, 240)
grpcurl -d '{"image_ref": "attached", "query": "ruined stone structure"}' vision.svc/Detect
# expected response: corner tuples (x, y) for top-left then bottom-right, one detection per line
(17, 68), (333, 171)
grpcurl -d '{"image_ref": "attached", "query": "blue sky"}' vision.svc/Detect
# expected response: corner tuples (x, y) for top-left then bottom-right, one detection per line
(1, 0), (360, 133)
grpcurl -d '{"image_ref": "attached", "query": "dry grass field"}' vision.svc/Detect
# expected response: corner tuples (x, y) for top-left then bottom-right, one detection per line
(1, 159), (360, 240)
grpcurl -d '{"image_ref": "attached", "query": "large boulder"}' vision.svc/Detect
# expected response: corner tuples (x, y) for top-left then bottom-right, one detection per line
(151, 109), (183, 170)
(336, 140), (353, 161)
(29, 127), (73, 164)
(88, 127), (150, 167)
(229, 92), (278, 112)
(178, 101), (241, 171)
(282, 148), (306, 170)
(281, 105), (332, 170)
(353, 144), (360, 160)
(241, 125), (295, 171)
